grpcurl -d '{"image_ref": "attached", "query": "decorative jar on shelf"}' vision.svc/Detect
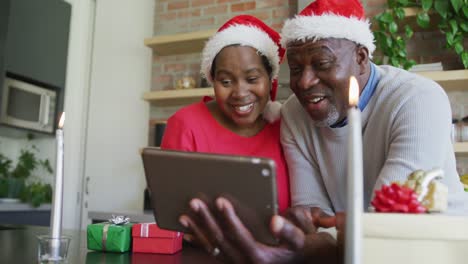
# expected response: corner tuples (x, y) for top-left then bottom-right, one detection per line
(461, 116), (468, 142)
(174, 72), (196, 90)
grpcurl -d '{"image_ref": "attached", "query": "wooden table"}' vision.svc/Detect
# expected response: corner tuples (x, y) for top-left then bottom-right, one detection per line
(0, 225), (221, 263)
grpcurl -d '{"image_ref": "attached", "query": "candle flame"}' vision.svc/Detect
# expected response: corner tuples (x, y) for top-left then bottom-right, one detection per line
(349, 76), (359, 107)
(58, 112), (65, 129)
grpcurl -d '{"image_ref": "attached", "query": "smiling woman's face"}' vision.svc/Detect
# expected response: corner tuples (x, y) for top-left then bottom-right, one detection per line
(211, 45), (271, 131)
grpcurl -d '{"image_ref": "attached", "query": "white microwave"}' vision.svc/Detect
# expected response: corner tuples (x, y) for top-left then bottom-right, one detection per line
(1, 77), (57, 133)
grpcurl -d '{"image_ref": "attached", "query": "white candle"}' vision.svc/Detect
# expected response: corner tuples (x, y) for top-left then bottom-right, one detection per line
(345, 77), (363, 264)
(50, 112), (65, 258)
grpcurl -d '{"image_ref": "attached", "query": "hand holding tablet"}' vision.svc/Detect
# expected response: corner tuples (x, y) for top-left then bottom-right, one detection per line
(141, 148), (279, 245)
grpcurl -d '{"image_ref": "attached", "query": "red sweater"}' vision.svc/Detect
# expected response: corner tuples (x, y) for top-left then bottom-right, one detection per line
(161, 97), (290, 213)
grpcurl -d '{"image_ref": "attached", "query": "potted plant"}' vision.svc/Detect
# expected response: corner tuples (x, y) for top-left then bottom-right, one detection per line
(373, 0), (467, 69)
(0, 135), (53, 207)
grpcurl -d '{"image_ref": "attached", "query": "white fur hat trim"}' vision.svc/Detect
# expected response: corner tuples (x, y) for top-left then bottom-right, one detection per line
(281, 13), (375, 58)
(201, 24), (280, 84)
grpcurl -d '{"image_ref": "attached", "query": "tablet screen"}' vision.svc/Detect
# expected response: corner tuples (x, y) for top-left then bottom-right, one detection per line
(142, 147), (279, 245)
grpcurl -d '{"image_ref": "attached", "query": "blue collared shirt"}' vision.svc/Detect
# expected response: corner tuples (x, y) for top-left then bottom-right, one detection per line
(331, 63), (380, 128)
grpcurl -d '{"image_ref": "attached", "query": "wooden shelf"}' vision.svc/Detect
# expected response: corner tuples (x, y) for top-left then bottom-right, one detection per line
(402, 7), (423, 17)
(416, 70), (468, 91)
(454, 142), (468, 155)
(373, 7), (438, 32)
(144, 29), (216, 56)
(142, 70), (466, 106)
(402, 7), (439, 29)
(143, 88), (214, 106)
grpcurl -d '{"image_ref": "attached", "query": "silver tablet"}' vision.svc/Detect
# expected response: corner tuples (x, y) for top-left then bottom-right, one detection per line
(141, 147), (279, 245)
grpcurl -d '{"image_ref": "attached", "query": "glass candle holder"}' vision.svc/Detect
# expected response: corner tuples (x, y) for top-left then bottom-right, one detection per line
(37, 235), (71, 264)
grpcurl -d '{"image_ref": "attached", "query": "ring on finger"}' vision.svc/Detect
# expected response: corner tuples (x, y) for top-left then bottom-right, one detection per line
(211, 247), (220, 257)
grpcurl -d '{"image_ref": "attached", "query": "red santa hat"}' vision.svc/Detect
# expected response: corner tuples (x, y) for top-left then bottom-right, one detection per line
(201, 15), (285, 102)
(281, 0), (375, 57)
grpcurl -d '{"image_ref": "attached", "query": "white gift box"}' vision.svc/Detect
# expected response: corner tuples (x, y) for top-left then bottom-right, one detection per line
(363, 213), (468, 264)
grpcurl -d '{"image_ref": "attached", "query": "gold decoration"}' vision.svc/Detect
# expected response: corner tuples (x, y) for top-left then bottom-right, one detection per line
(175, 75), (196, 89)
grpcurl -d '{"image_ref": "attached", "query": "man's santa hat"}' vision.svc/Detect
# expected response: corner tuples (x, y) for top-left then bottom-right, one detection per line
(281, 0), (375, 57)
(201, 15), (285, 122)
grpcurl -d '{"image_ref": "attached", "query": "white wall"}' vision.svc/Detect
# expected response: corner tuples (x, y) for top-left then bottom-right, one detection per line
(60, 0), (95, 229)
(0, 135), (23, 161)
(57, 0), (152, 230)
(298, 0), (312, 10)
(80, 0), (152, 227)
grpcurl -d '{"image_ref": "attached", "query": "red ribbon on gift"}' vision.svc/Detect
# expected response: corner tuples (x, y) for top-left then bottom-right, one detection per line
(371, 183), (427, 213)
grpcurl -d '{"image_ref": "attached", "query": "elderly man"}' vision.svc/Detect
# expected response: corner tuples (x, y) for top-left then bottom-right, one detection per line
(280, 0), (466, 215)
(181, 0), (467, 263)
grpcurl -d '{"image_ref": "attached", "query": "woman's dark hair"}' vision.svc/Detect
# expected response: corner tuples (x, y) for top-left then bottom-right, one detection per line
(210, 44), (273, 80)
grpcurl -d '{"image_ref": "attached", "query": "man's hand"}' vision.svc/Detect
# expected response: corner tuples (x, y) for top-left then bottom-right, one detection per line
(180, 198), (341, 264)
(282, 206), (344, 263)
(283, 206), (336, 232)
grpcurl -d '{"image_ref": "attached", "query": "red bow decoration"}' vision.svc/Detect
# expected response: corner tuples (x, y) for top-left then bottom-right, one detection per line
(371, 183), (427, 213)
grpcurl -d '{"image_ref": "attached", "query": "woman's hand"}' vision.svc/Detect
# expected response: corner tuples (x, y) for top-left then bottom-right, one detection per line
(180, 198), (341, 264)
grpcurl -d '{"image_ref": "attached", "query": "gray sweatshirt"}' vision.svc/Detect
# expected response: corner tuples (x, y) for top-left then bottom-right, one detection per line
(281, 65), (468, 215)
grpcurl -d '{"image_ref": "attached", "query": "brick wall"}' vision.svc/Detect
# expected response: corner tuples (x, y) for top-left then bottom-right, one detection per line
(149, 0), (462, 116)
(360, 2), (468, 180)
(151, 0), (296, 94)
(148, 0), (296, 143)
(148, 1), (467, 176)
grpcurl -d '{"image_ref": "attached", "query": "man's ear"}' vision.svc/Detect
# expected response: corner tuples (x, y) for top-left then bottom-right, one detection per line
(356, 45), (369, 75)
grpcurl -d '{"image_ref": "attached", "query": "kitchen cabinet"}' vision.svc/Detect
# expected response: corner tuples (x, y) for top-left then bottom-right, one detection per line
(0, 0), (10, 103)
(0, 203), (51, 226)
(5, 0), (71, 89)
(88, 210), (154, 224)
(4, 0), (71, 115)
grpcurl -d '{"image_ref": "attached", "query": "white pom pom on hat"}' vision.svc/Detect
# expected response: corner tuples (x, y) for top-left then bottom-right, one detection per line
(263, 100), (282, 123)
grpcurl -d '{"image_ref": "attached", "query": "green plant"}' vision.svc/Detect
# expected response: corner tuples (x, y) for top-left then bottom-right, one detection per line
(373, 0), (468, 69)
(0, 135), (53, 207)
(20, 182), (53, 208)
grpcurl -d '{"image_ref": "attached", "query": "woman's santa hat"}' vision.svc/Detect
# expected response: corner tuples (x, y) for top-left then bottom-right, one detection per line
(281, 0), (375, 57)
(201, 15), (285, 122)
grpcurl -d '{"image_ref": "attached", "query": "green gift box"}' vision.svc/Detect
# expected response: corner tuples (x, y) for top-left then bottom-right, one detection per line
(85, 251), (129, 264)
(87, 222), (133, 253)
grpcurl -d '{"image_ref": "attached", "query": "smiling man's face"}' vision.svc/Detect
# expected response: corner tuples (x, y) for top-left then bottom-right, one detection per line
(287, 38), (363, 126)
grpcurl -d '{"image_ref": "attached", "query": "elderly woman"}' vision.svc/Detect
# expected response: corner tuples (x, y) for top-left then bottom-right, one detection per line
(161, 15), (290, 213)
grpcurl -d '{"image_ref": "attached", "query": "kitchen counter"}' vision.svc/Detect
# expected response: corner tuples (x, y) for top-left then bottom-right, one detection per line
(0, 202), (51, 211)
(0, 202), (51, 226)
(88, 210), (154, 223)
